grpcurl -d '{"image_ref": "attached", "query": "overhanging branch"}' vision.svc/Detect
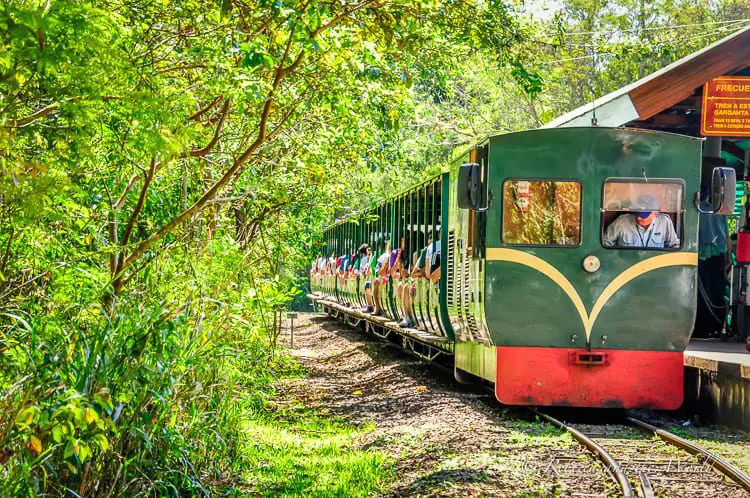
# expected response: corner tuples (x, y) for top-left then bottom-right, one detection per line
(4, 96), (121, 128)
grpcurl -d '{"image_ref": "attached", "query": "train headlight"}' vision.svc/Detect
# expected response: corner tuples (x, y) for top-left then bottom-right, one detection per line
(582, 255), (600, 273)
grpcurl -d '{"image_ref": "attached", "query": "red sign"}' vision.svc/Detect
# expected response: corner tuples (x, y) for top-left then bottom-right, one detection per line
(701, 76), (750, 137)
(514, 181), (530, 211)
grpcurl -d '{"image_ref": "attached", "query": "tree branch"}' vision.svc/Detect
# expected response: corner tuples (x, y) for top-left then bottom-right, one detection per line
(189, 99), (231, 157)
(4, 96), (121, 128)
(120, 157), (156, 253)
(188, 96), (222, 121)
(5, 103), (60, 128)
(112, 158), (156, 293)
(107, 213), (119, 276)
(115, 2), (373, 280)
(311, 0), (377, 38)
(114, 99), (231, 210)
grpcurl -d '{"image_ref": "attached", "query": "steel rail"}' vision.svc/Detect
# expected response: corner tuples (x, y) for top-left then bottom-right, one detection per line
(533, 409), (634, 498)
(637, 471), (655, 498)
(627, 416), (750, 493)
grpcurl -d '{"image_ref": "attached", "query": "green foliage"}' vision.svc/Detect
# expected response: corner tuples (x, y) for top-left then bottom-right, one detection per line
(377, 0), (750, 178)
(6, 0), (504, 490)
(1, 0), (747, 495)
(0, 238), (291, 495)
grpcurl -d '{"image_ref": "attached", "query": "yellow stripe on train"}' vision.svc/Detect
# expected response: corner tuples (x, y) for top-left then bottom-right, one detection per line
(485, 248), (698, 340)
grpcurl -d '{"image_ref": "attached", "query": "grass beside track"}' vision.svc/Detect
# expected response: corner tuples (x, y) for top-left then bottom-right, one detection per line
(229, 355), (393, 497)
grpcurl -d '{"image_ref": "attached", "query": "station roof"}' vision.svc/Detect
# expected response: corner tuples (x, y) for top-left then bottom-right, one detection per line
(542, 26), (750, 133)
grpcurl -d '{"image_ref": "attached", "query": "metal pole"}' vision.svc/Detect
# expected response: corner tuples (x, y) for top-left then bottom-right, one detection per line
(287, 312), (297, 348)
(705, 136), (722, 158)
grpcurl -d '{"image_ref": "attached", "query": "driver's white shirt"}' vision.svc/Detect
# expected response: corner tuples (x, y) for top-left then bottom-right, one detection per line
(603, 214), (679, 248)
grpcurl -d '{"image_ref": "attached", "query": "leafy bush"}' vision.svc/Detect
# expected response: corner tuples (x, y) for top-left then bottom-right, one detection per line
(0, 238), (300, 496)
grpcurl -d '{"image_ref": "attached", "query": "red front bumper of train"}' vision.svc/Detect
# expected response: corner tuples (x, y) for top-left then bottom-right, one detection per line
(495, 346), (684, 410)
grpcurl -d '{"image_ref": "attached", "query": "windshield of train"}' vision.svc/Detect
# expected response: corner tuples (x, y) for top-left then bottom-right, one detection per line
(601, 179), (684, 250)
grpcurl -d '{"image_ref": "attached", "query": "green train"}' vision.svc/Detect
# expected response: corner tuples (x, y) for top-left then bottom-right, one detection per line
(310, 127), (736, 409)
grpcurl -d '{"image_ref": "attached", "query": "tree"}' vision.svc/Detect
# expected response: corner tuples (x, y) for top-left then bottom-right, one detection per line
(1, 0), (533, 300)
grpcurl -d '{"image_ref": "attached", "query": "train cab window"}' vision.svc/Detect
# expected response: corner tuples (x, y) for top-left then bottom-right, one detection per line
(601, 179), (684, 250)
(502, 179), (582, 246)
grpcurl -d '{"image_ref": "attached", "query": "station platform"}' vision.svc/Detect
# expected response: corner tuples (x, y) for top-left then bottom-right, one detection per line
(683, 340), (750, 430)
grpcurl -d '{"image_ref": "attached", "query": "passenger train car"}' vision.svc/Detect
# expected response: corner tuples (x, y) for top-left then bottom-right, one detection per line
(309, 127), (736, 409)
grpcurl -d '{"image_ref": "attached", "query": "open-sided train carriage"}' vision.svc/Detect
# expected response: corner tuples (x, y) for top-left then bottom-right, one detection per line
(310, 127), (736, 409)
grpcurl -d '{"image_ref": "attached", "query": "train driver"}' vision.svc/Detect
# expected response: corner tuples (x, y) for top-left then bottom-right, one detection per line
(603, 194), (679, 249)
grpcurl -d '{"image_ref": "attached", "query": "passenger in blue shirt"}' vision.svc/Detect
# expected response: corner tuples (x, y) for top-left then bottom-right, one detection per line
(338, 255), (349, 274)
(603, 194), (679, 249)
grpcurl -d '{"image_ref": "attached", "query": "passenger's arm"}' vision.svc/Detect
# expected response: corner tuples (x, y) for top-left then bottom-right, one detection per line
(602, 219), (619, 247)
(411, 264), (423, 278)
(390, 250), (401, 277)
(430, 266), (441, 284)
(378, 260), (389, 277)
(665, 219), (680, 248)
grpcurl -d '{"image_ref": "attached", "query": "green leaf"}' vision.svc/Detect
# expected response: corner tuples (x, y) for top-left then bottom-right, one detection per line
(242, 52), (264, 68)
(84, 407), (99, 425)
(64, 439), (76, 459)
(92, 433), (109, 452)
(15, 406), (37, 427)
(75, 440), (91, 462)
(2, 313), (32, 333)
(51, 425), (64, 443)
(73, 407), (86, 427)
(261, 53), (275, 68)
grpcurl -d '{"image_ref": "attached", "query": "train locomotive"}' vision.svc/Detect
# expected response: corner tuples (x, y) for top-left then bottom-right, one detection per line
(310, 127), (737, 409)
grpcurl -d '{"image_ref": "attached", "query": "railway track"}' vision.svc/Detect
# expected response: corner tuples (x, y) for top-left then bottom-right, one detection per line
(317, 310), (749, 496)
(536, 410), (750, 497)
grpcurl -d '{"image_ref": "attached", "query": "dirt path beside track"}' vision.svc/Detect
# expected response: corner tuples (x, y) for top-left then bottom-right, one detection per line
(277, 313), (617, 497)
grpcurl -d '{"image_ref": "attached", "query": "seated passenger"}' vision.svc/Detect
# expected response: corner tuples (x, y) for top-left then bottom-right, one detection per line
(400, 235), (423, 329)
(317, 255), (327, 274)
(390, 237), (406, 319)
(412, 233), (430, 279)
(426, 229), (441, 284)
(335, 254), (345, 274)
(603, 194), (679, 249)
(365, 243), (378, 313)
(372, 240), (391, 316)
(356, 244), (370, 275)
(337, 253), (349, 286)
(358, 244), (373, 312)
(346, 250), (357, 279)
(394, 235), (416, 328)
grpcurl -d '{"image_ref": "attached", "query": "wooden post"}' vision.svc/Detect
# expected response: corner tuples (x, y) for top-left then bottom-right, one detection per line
(287, 312), (298, 348)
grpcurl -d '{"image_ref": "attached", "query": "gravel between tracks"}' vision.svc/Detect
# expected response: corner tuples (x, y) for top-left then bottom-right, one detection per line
(278, 313), (618, 497)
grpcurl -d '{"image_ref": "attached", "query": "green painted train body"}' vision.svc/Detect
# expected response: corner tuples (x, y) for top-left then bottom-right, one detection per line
(482, 128), (699, 350)
(312, 127), (713, 409)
